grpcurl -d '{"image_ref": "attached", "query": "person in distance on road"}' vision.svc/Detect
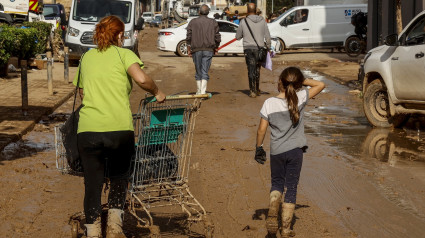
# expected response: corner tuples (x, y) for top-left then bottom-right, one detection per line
(73, 15), (165, 238)
(236, 3), (271, 98)
(186, 4), (221, 94)
(255, 67), (325, 237)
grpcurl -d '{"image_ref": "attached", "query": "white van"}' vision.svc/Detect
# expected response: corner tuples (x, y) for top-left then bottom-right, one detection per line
(268, 4), (367, 53)
(65, 0), (144, 63)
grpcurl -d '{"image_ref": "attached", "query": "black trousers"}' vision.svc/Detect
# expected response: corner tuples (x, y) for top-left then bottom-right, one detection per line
(244, 49), (261, 93)
(77, 131), (135, 224)
(270, 148), (303, 204)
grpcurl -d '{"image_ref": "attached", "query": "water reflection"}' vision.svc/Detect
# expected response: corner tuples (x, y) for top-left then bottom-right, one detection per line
(362, 128), (425, 167)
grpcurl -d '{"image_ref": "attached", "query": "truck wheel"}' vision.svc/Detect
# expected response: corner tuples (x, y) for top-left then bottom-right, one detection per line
(277, 39), (285, 54)
(363, 79), (408, 128)
(176, 40), (188, 57)
(345, 36), (363, 57)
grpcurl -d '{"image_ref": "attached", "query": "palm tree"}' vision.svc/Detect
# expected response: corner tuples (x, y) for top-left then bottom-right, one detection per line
(396, 0), (402, 34)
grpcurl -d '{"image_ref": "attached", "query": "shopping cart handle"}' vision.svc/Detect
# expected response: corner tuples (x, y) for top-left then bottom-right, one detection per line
(145, 93), (212, 103)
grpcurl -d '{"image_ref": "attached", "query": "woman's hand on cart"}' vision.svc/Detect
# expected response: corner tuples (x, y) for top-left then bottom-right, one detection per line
(155, 90), (166, 103)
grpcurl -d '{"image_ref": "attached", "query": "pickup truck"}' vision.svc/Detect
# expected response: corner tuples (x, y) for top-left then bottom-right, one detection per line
(362, 10), (425, 127)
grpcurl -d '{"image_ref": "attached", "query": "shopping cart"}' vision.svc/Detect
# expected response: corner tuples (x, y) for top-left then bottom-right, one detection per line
(129, 93), (214, 237)
(54, 93), (213, 237)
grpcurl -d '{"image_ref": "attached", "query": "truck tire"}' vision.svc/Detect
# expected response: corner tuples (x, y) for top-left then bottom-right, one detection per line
(176, 40), (188, 57)
(363, 79), (408, 128)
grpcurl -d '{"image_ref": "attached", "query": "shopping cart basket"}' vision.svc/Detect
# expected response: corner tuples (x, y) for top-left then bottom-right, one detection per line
(129, 93), (214, 237)
(54, 93), (213, 237)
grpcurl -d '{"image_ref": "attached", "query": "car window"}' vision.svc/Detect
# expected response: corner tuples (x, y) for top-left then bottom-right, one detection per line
(43, 6), (59, 17)
(282, 9), (308, 26)
(405, 17), (425, 46)
(218, 22), (237, 33)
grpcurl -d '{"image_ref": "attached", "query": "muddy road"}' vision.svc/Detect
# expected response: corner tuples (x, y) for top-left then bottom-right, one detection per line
(0, 27), (424, 238)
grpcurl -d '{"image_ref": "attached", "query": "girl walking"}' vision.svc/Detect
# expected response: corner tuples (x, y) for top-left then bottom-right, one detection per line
(255, 67), (325, 237)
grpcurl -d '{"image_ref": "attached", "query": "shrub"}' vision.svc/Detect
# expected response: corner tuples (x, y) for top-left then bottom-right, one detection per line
(0, 21), (52, 65)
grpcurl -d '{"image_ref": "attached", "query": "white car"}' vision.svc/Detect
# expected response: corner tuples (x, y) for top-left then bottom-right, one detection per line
(157, 20), (280, 56)
(142, 12), (154, 23)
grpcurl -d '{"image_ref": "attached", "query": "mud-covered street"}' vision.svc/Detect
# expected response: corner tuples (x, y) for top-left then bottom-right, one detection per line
(0, 27), (424, 238)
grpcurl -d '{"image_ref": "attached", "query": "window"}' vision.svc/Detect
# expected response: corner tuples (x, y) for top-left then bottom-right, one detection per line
(405, 17), (425, 45)
(282, 9), (308, 26)
(218, 22), (237, 33)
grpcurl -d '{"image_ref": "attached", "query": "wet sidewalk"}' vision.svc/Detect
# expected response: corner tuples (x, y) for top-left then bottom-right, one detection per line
(0, 63), (77, 151)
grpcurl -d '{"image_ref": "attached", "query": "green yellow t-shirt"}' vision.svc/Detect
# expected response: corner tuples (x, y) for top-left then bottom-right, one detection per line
(73, 46), (143, 133)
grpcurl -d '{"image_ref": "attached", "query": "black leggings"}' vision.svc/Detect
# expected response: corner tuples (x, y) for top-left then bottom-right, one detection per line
(270, 148), (303, 204)
(77, 131), (135, 224)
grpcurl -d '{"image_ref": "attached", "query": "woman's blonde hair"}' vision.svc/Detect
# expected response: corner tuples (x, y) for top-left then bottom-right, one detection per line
(278, 67), (305, 125)
(93, 15), (125, 51)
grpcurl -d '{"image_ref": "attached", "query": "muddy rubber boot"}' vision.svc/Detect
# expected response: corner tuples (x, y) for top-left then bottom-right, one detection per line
(201, 79), (208, 94)
(255, 78), (261, 96)
(84, 218), (102, 238)
(266, 190), (282, 234)
(281, 202), (296, 237)
(106, 209), (127, 238)
(196, 80), (202, 95)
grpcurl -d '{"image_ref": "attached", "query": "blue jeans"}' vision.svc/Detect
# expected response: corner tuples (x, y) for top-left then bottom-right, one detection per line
(270, 148), (303, 204)
(192, 50), (213, 81)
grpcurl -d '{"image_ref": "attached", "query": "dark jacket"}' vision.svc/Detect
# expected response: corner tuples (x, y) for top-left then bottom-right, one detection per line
(186, 15), (221, 52)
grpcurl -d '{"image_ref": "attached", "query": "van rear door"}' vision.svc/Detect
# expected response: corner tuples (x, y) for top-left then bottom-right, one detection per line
(279, 8), (311, 48)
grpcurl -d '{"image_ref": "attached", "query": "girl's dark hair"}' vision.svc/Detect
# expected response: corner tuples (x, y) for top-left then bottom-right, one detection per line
(278, 67), (305, 125)
(94, 16), (125, 51)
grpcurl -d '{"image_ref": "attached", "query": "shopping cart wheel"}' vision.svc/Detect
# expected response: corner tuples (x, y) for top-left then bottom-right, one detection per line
(70, 220), (79, 238)
(204, 219), (214, 238)
(149, 225), (161, 237)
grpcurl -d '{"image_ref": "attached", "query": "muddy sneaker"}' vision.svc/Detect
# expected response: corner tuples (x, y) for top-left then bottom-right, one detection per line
(281, 202), (296, 237)
(266, 191), (281, 234)
(249, 91), (257, 98)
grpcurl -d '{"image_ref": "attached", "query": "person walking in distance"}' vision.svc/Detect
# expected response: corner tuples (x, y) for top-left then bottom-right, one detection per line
(186, 4), (221, 94)
(236, 3), (271, 98)
(255, 67), (325, 236)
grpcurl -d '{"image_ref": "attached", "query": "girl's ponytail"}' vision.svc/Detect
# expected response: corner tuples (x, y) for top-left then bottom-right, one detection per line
(285, 84), (300, 125)
(278, 67), (305, 126)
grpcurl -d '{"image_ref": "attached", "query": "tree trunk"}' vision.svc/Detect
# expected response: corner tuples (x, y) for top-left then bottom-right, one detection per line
(396, 0), (403, 34)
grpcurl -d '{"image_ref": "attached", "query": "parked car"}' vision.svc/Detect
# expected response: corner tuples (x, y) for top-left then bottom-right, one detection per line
(150, 14), (162, 27)
(142, 12), (154, 23)
(43, 3), (67, 37)
(361, 10), (425, 128)
(158, 20), (280, 56)
(268, 4), (367, 54)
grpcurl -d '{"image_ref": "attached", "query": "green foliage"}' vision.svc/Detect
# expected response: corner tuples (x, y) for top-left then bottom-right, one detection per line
(0, 21), (52, 65)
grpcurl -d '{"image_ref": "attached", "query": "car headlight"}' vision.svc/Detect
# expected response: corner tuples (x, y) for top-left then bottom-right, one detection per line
(124, 31), (131, 40)
(68, 27), (80, 37)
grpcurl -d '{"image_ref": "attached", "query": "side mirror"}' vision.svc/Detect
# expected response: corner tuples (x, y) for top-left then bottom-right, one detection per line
(135, 18), (144, 31)
(280, 19), (287, 27)
(384, 33), (399, 46)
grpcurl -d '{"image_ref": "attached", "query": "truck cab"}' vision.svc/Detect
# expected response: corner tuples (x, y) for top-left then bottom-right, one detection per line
(65, 0), (144, 62)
